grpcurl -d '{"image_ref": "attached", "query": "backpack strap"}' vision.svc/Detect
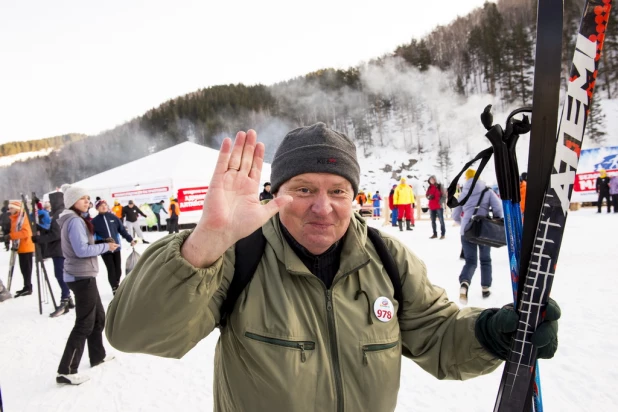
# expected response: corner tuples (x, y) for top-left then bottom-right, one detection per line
(219, 227), (267, 328)
(366, 227), (403, 318)
(220, 226), (404, 326)
(472, 187), (491, 218)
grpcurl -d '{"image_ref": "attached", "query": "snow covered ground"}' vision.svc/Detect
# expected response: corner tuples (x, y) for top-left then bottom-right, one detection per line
(1, 208), (617, 412)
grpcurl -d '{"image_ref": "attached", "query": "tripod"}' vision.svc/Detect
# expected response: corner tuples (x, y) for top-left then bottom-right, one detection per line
(21, 193), (57, 314)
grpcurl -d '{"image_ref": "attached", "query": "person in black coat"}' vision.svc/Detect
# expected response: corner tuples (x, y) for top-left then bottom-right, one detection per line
(259, 182), (274, 201)
(596, 169), (611, 213)
(92, 200), (136, 294)
(35, 192), (75, 317)
(1, 200), (10, 251)
(121, 200), (149, 243)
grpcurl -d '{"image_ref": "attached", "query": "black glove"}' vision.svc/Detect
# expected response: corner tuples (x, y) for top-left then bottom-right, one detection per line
(475, 298), (560, 360)
(31, 235), (39, 244)
(3, 234), (10, 243)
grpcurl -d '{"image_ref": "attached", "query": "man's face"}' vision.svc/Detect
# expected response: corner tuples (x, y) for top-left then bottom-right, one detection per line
(265, 185), (271, 193)
(128, 203), (134, 208)
(98, 203), (109, 214)
(277, 173), (354, 255)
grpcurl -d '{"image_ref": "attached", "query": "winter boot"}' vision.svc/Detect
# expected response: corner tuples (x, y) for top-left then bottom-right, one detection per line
(67, 296), (75, 309)
(50, 299), (70, 318)
(56, 373), (90, 385)
(91, 354), (115, 368)
(459, 282), (469, 305)
(429, 234), (438, 239)
(482, 286), (491, 298)
(142, 239), (150, 244)
(440, 235), (445, 240)
(398, 220), (403, 232)
(14, 285), (33, 298)
(406, 220), (413, 231)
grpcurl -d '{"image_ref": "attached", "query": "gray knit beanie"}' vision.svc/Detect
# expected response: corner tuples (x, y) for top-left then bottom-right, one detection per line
(62, 184), (90, 209)
(270, 123), (360, 195)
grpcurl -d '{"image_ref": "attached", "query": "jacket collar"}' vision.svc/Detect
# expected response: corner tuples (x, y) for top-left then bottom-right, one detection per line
(263, 213), (371, 284)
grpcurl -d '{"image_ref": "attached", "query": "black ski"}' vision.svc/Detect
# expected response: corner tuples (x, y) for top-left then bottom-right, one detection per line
(495, 0), (613, 411)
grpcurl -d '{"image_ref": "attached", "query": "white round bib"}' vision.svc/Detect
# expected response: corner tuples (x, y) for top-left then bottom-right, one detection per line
(373, 296), (394, 323)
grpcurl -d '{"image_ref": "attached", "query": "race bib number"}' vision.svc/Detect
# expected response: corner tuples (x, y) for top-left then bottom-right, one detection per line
(373, 296), (394, 323)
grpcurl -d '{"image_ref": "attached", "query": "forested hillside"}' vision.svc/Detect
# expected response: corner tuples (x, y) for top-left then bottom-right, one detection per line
(1, 0), (614, 197)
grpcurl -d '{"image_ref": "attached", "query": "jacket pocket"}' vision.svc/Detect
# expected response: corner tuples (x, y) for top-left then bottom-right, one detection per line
(360, 339), (401, 411)
(362, 341), (398, 365)
(245, 331), (315, 363)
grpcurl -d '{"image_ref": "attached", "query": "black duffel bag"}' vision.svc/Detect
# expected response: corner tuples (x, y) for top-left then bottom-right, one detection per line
(463, 187), (506, 248)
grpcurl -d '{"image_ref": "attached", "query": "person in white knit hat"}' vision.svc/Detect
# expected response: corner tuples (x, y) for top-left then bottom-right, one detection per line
(55, 185), (119, 385)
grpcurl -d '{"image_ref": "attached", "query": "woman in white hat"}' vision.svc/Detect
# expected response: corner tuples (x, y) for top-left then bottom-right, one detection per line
(55, 185), (120, 385)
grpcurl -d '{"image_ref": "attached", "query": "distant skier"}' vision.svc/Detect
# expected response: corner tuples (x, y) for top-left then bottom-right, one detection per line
(35, 191), (75, 317)
(149, 200), (167, 231)
(167, 197), (181, 234)
(259, 182), (274, 201)
(610, 174), (618, 214)
(426, 175), (446, 239)
(372, 191), (382, 220)
(388, 184), (398, 227)
(1, 200), (10, 251)
(112, 200), (123, 219)
(5, 200), (34, 297)
(122, 200), (149, 243)
(519, 172), (528, 214)
(596, 169), (611, 213)
(394, 178), (414, 231)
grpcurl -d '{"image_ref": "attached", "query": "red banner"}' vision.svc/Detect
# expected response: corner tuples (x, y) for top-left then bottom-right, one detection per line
(177, 186), (208, 212)
(574, 169), (618, 192)
(112, 186), (169, 198)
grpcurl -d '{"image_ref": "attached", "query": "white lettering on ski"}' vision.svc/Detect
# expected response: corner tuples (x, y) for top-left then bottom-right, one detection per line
(552, 34), (596, 214)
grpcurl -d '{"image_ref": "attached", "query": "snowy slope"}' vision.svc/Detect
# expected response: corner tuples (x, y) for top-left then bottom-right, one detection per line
(0, 148), (53, 168)
(1, 208), (617, 412)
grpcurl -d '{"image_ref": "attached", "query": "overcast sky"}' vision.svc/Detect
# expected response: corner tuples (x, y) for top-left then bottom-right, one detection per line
(0, 0), (491, 143)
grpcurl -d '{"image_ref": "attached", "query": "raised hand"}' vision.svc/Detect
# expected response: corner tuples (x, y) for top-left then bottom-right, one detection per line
(181, 130), (292, 268)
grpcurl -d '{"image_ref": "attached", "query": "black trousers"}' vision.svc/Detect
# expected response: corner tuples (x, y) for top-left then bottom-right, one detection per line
(155, 213), (161, 230)
(168, 217), (179, 234)
(102, 252), (122, 289)
(612, 194), (618, 212)
(57, 278), (106, 375)
(598, 192), (611, 212)
(18, 252), (33, 288)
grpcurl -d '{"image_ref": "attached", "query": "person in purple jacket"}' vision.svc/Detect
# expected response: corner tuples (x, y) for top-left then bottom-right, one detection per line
(452, 169), (503, 304)
(610, 174), (618, 213)
(55, 185), (119, 385)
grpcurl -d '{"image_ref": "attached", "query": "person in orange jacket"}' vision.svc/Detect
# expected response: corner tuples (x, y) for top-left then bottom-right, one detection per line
(112, 200), (123, 219)
(520, 173), (527, 214)
(167, 197), (181, 234)
(5, 200), (35, 297)
(355, 191), (367, 206)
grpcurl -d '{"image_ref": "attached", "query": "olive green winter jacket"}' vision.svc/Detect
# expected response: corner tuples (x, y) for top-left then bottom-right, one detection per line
(105, 214), (501, 412)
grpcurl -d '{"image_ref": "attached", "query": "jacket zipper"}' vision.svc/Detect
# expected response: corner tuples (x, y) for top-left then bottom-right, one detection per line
(288, 258), (370, 412)
(362, 342), (398, 365)
(244, 332), (315, 363)
(325, 289), (344, 412)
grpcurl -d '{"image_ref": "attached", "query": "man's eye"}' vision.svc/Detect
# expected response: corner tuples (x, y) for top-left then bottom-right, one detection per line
(297, 188), (311, 194)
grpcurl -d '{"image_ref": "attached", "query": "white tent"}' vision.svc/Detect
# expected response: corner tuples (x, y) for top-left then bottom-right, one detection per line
(56, 141), (272, 225)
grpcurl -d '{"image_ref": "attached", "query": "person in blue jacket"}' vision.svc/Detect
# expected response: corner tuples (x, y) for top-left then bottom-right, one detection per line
(92, 199), (136, 295)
